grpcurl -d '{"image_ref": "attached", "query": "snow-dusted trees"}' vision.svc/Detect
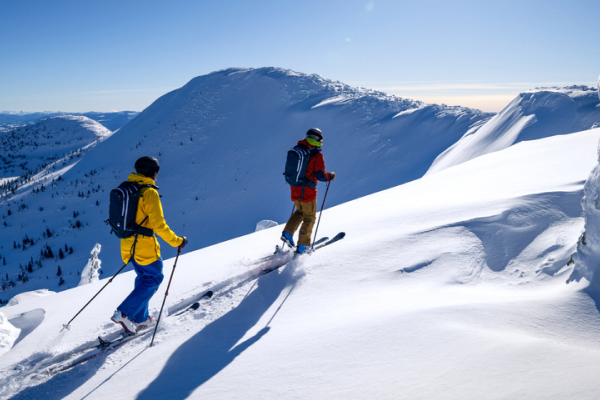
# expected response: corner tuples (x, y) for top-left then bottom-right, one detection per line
(568, 138), (600, 286)
(78, 244), (101, 287)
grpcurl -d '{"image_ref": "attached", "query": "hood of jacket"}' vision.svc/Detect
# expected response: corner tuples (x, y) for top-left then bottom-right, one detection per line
(127, 173), (159, 188)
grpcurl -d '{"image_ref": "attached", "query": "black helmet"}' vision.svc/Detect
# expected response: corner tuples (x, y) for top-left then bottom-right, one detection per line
(135, 156), (160, 178)
(306, 127), (323, 142)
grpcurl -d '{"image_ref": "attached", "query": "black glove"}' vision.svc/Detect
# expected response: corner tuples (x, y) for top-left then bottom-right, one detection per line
(180, 236), (188, 248)
(329, 172), (336, 181)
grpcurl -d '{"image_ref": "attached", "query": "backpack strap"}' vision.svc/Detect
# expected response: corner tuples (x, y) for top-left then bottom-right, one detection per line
(131, 183), (157, 237)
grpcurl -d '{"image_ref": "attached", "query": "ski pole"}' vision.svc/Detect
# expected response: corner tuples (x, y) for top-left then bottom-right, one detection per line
(61, 262), (129, 332)
(311, 180), (331, 251)
(150, 246), (182, 347)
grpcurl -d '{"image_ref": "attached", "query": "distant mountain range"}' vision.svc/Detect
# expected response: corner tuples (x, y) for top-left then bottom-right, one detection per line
(0, 111), (139, 132)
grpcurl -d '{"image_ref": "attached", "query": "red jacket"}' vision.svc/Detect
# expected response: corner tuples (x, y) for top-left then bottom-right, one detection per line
(291, 139), (331, 203)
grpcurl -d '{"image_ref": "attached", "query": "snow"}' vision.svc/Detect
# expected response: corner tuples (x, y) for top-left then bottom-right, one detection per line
(1, 127), (600, 399)
(78, 244), (102, 287)
(254, 220), (278, 232)
(5, 289), (56, 307)
(427, 86), (600, 174)
(392, 105), (426, 117)
(0, 177), (17, 185)
(0, 311), (19, 357)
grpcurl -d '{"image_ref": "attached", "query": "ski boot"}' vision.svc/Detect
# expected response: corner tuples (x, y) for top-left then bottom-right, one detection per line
(281, 231), (295, 249)
(295, 245), (308, 255)
(137, 316), (153, 331)
(111, 310), (137, 334)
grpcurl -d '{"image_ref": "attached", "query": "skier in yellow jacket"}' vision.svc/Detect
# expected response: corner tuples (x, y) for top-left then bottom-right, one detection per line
(111, 156), (188, 333)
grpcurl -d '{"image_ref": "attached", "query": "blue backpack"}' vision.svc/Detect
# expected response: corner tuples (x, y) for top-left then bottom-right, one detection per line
(106, 181), (156, 238)
(284, 144), (311, 187)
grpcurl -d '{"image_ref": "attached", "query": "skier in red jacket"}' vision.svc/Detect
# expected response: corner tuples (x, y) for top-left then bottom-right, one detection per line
(281, 128), (336, 253)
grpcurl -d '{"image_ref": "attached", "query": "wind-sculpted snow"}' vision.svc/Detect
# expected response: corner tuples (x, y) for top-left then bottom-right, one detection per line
(427, 86), (600, 174)
(0, 67), (492, 299)
(8, 309), (45, 347)
(6, 289), (56, 307)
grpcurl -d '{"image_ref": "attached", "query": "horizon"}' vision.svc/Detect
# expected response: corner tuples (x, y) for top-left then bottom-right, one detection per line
(1, 0), (599, 113)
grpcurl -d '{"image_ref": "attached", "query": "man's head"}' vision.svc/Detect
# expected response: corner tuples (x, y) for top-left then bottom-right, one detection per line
(135, 156), (160, 178)
(306, 127), (323, 147)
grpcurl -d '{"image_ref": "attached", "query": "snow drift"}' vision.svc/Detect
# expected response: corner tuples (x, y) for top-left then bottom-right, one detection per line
(6, 289), (56, 307)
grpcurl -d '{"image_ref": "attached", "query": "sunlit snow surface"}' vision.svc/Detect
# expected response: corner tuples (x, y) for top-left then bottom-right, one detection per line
(1, 128), (600, 399)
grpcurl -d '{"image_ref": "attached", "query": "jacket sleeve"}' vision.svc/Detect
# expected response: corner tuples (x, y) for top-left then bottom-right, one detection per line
(145, 189), (183, 247)
(313, 153), (331, 182)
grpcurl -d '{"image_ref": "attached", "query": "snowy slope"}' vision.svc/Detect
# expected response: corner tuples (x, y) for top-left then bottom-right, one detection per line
(427, 85), (600, 174)
(1, 128), (600, 399)
(0, 115), (111, 180)
(0, 67), (492, 300)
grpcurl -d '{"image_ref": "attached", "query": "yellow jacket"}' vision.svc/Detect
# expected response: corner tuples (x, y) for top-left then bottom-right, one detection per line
(120, 173), (183, 265)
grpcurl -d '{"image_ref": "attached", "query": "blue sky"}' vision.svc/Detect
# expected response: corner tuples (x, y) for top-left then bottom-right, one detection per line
(1, 0), (598, 113)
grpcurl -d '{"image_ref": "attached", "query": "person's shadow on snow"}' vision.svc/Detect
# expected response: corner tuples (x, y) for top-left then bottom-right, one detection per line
(136, 262), (299, 400)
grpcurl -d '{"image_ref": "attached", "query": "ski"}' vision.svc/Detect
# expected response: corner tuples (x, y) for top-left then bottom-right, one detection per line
(312, 236), (329, 247)
(259, 233), (346, 275)
(256, 237), (329, 265)
(48, 330), (151, 375)
(173, 290), (213, 316)
(314, 232), (345, 250)
(41, 290), (214, 376)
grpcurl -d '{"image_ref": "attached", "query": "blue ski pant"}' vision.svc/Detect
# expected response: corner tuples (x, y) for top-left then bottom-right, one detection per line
(118, 258), (164, 323)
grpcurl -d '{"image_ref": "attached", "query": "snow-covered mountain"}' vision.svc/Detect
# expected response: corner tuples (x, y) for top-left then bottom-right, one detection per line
(1, 127), (599, 399)
(0, 115), (112, 191)
(0, 111), (139, 132)
(0, 67), (493, 299)
(427, 85), (600, 174)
